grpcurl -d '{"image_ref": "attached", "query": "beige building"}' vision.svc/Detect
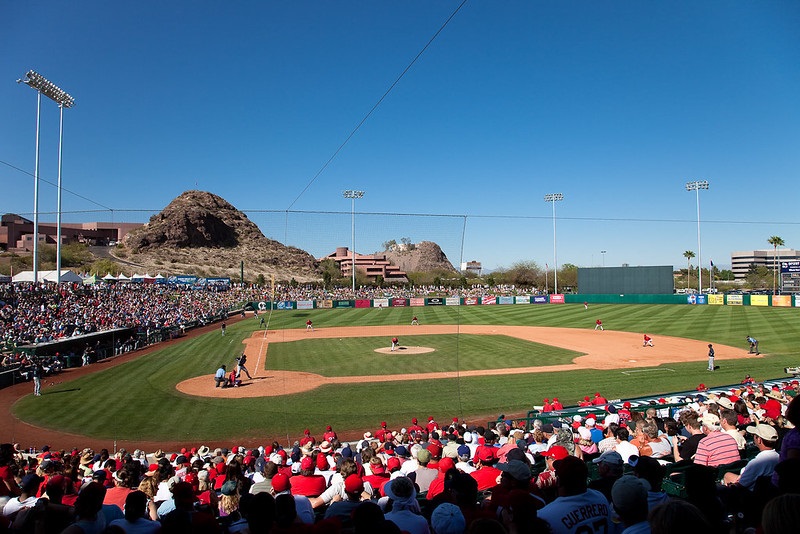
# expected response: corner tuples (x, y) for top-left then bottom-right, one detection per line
(731, 248), (800, 280)
(320, 247), (408, 283)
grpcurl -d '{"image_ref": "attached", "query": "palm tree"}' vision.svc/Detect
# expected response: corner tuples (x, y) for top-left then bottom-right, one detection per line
(767, 235), (785, 294)
(683, 250), (695, 290)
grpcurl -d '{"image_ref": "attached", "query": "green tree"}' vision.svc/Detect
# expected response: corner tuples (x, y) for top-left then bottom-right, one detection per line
(745, 264), (770, 289)
(255, 273), (266, 286)
(505, 261), (542, 287)
(683, 251), (696, 289)
(89, 258), (122, 276)
(487, 275), (495, 287)
(558, 263), (579, 291)
(767, 235), (785, 294)
(382, 239), (397, 251)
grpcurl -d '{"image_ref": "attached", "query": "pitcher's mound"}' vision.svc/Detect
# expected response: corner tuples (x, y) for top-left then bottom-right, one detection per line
(374, 346), (435, 355)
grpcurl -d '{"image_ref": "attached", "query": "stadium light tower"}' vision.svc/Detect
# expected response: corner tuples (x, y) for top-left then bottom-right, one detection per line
(343, 190), (365, 295)
(18, 70), (75, 284)
(544, 193), (564, 294)
(685, 180), (709, 293)
(601, 250), (607, 267)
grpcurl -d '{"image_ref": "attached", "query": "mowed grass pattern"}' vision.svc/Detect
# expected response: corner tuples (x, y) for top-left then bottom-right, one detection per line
(12, 304), (800, 442)
(267, 335), (582, 376)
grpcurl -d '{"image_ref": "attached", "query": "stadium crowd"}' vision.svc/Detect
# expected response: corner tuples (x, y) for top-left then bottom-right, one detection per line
(2, 381), (800, 534)
(1, 282), (533, 356)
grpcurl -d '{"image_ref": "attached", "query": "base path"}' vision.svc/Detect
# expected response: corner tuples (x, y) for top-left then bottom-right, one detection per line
(177, 325), (751, 398)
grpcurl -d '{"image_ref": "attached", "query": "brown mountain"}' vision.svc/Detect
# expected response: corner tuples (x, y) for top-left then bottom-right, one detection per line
(382, 241), (458, 274)
(121, 190), (319, 282)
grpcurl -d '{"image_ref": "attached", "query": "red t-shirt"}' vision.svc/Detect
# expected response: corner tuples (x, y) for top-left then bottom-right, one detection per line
(289, 474), (327, 497)
(470, 466), (501, 491)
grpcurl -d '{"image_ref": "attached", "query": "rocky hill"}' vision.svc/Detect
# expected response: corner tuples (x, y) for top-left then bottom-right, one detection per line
(382, 241), (458, 274)
(120, 191), (319, 282)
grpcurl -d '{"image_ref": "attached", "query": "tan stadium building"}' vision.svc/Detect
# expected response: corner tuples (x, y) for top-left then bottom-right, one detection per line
(731, 248), (800, 280)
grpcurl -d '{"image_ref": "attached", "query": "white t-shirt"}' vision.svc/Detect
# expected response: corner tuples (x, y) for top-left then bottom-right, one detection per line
(538, 489), (611, 534)
(615, 440), (640, 464)
(2, 496), (37, 517)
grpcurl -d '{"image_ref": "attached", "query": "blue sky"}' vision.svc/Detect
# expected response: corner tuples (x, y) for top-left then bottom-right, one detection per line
(1, 1), (798, 272)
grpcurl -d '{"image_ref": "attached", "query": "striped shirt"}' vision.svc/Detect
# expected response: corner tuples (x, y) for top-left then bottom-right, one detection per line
(694, 431), (741, 466)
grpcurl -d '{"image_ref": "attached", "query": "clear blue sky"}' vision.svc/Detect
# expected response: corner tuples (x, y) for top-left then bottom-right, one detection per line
(2, 1), (799, 272)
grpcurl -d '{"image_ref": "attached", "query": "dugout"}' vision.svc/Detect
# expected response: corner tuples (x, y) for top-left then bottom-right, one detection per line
(578, 265), (674, 295)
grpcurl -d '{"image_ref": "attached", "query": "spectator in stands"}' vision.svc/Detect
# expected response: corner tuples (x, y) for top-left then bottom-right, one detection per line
(649, 500), (710, 534)
(538, 456), (611, 534)
(671, 411), (704, 463)
(588, 451), (623, 503)
(598, 423), (619, 454)
(108, 490), (160, 533)
(383, 476), (429, 534)
(61, 481), (107, 534)
(631, 455), (671, 511)
(411, 449), (437, 494)
(723, 423), (779, 491)
(761, 493), (800, 534)
(324, 474), (366, 528)
(469, 448), (501, 492)
(614, 427), (639, 465)
(635, 420), (671, 459)
(610, 475), (650, 533)
(693, 413), (741, 467)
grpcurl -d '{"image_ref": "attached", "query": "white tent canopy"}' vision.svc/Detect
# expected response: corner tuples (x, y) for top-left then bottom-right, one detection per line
(12, 270), (83, 283)
(102, 273), (117, 281)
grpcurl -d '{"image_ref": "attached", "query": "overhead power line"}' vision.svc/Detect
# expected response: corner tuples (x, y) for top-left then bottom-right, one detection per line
(286, 0), (470, 210)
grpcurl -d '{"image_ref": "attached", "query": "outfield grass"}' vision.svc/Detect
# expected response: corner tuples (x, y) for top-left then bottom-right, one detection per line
(12, 304), (800, 443)
(267, 334), (582, 376)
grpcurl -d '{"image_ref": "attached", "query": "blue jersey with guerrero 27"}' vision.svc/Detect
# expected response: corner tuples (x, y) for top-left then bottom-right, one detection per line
(537, 488), (611, 534)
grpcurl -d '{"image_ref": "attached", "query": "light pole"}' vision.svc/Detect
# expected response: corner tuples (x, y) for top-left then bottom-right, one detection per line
(343, 190), (365, 295)
(685, 180), (709, 293)
(18, 71), (74, 283)
(544, 193), (564, 294)
(601, 250), (607, 267)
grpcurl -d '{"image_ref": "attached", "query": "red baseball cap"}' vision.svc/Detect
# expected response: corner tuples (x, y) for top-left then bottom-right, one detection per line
(541, 446), (569, 460)
(271, 473), (290, 493)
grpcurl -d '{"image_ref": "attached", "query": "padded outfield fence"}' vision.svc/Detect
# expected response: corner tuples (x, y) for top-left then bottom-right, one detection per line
(246, 292), (800, 310)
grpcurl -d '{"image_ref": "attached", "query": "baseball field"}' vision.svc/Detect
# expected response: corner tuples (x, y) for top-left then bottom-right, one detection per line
(7, 303), (800, 450)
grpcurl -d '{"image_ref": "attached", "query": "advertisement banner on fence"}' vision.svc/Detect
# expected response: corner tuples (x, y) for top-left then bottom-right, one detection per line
(464, 297), (479, 305)
(686, 295), (707, 305)
(374, 298), (389, 308)
(549, 294), (565, 304)
(319, 300), (333, 309)
(751, 295), (769, 306)
(256, 301), (269, 312)
(391, 298), (407, 307)
(796, 296), (800, 307)
(276, 301), (294, 310)
(446, 297), (461, 306)
(410, 298), (426, 307)
(482, 296), (496, 305)
(498, 296), (514, 305)
(726, 295), (743, 306)
(296, 300), (314, 310)
(355, 299), (371, 308)
(426, 297), (444, 306)
(773, 295), (792, 307)
(533, 296), (548, 304)
(515, 296), (531, 304)
(708, 294), (724, 305)
(333, 300), (353, 308)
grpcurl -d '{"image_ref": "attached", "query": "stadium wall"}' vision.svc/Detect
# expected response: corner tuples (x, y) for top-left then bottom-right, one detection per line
(248, 294), (800, 310)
